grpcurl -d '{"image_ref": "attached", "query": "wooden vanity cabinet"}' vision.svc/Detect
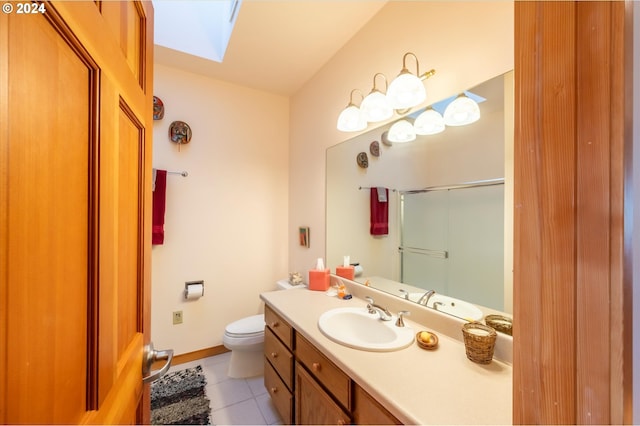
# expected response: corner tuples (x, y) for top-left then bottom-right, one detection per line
(264, 304), (402, 425)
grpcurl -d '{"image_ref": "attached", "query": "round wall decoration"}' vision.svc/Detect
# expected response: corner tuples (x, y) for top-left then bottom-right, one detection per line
(356, 152), (369, 168)
(153, 96), (165, 120)
(369, 141), (380, 157)
(169, 121), (192, 146)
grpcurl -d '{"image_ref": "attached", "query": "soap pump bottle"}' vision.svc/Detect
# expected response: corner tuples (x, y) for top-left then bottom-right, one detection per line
(336, 255), (355, 280)
(308, 258), (330, 291)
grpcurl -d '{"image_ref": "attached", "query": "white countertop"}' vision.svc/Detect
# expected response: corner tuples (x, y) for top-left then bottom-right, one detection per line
(260, 287), (512, 425)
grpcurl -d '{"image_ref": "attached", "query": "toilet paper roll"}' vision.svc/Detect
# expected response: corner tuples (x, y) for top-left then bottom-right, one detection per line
(184, 283), (204, 300)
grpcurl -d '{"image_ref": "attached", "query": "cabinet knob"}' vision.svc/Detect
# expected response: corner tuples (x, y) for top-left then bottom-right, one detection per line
(312, 362), (321, 372)
(271, 387), (278, 394)
(271, 321), (279, 328)
(271, 352), (278, 358)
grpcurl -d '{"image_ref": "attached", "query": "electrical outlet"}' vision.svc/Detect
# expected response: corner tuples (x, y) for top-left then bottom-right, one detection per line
(173, 311), (183, 325)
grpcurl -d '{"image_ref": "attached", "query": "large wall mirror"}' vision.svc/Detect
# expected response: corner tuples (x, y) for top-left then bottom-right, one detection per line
(326, 71), (514, 319)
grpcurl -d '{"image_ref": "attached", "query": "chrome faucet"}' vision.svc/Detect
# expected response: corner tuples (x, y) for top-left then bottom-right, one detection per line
(416, 290), (436, 306)
(365, 296), (392, 321)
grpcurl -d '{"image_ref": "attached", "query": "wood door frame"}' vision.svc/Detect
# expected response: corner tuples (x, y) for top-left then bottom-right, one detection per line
(513, 2), (633, 423)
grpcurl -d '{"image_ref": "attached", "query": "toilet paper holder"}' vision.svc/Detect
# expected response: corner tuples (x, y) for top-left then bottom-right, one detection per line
(184, 280), (205, 300)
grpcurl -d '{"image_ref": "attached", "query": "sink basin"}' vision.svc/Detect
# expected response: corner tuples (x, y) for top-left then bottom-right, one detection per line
(318, 307), (414, 352)
(408, 293), (483, 321)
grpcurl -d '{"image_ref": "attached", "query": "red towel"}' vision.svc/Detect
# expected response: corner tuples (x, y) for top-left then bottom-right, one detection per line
(370, 187), (389, 235)
(152, 169), (167, 245)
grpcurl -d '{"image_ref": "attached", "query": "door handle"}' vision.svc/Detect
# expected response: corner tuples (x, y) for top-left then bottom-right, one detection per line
(142, 342), (174, 383)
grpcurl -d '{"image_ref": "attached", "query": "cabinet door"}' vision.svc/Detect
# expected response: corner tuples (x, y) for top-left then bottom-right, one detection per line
(295, 363), (350, 425)
(353, 384), (402, 425)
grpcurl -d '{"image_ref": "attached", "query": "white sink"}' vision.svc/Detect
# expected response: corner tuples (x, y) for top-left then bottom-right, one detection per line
(318, 307), (414, 352)
(408, 293), (483, 321)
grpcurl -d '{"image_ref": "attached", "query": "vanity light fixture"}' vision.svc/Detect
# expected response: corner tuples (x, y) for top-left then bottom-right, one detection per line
(360, 73), (393, 123)
(386, 52), (435, 110)
(443, 93), (481, 126)
(387, 119), (416, 143)
(336, 89), (367, 132)
(413, 107), (445, 135)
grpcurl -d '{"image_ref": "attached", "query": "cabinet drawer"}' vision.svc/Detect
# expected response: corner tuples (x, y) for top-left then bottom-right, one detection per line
(295, 363), (351, 425)
(265, 305), (293, 349)
(264, 327), (293, 390)
(264, 359), (293, 425)
(353, 383), (402, 425)
(295, 333), (351, 410)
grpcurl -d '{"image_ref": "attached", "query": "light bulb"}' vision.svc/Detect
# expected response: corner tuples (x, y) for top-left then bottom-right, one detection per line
(387, 119), (416, 143)
(414, 108), (445, 135)
(337, 105), (366, 132)
(443, 95), (480, 126)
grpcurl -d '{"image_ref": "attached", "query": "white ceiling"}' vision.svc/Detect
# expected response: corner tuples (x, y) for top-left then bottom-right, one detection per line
(153, 1), (388, 96)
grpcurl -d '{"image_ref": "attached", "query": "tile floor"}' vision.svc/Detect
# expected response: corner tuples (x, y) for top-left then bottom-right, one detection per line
(167, 352), (283, 425)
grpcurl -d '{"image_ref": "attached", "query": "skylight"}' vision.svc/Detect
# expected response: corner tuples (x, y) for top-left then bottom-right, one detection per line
(152, 0), (241, 63)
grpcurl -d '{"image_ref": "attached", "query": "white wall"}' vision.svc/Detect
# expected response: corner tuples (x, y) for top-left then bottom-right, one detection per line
(151, 64), (289, 355)
(288, 1), (514, 277)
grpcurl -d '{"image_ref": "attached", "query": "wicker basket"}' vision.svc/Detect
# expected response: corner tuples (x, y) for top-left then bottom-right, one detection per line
(485, 314), (513, 336)
(462, 323), (497, 364)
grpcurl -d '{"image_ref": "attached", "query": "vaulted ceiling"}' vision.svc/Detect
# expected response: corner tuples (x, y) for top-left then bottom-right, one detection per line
(154, 1), (388, 96)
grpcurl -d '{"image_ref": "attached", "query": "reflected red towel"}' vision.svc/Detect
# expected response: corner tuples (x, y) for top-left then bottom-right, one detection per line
(152, 169), (167, 245)
(370, 187), (389, 235)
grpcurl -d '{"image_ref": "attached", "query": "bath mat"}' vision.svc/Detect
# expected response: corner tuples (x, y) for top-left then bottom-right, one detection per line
(150, 365), (211, 425)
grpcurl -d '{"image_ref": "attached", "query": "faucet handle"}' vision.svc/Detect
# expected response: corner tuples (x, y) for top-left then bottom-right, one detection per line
(364, 296), (376, 314)
(396, 310), (410, 327)
(398, 289), (409, 300)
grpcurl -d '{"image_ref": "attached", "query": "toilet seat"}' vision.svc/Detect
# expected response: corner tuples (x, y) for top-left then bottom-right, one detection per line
(224, 314), (264, 338)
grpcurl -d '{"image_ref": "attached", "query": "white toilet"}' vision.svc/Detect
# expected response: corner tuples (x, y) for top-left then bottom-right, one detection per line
(223, 279), (303, 378)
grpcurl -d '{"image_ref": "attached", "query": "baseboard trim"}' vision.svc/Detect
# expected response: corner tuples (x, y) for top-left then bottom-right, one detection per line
(152, 345), (229, 370)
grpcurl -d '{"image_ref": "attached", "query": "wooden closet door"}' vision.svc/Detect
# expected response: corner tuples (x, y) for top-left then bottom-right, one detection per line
(0, 1), (154, 423)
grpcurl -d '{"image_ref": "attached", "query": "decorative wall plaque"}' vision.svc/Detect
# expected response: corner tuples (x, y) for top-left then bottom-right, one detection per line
(356, 152), (369, 168)
(370, 141), (380, 157)
(169, 121), (192, 148)
(153, 96), (164, 120)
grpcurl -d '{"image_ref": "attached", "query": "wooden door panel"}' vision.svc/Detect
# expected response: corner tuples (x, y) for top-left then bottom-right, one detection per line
(2, 9), (96, 424)
(116, 101), (144, 357)
(100, 1), (144, 85)
(1, 1), (154, 424)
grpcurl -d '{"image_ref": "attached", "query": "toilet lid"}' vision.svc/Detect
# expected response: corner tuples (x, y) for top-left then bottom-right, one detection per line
(225, 314), (265, 336)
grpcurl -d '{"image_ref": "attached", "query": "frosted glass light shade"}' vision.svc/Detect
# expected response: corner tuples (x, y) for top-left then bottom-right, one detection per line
(386, 73), (426, 110)
(414, 108), (445, 135)
(443, 95), (480, 126)
(387, 119), (416, 143)
(360, 90), (393, 123)
(337, 105), (367, 132)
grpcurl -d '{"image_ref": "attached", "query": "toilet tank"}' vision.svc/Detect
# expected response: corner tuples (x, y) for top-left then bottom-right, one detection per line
(276, 279), (307, 290)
